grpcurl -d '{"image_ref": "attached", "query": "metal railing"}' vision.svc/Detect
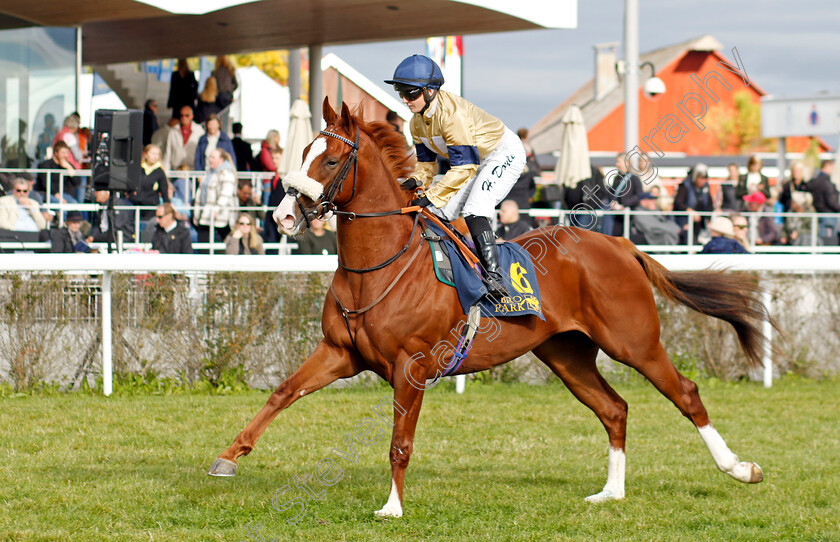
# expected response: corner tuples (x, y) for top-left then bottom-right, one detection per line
(4, 168), (840, 255)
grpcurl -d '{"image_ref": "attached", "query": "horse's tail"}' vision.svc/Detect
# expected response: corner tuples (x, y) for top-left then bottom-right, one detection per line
(618, 238), (774, 368)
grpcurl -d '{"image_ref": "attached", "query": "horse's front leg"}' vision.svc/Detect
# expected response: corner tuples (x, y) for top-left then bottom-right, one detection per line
(208, 340), (361, 476)
(374, 355), (427, 518)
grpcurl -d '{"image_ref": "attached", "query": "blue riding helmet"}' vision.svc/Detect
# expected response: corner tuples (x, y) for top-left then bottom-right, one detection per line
(384, 55), (445, 89)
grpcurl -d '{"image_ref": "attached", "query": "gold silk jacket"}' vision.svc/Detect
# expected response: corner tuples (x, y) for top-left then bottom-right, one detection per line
(410, 90), (506, 208)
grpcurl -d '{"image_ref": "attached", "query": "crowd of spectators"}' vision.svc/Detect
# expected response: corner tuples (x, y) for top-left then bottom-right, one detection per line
(544, 152), (839, 253)
(2, 65), (836, 260)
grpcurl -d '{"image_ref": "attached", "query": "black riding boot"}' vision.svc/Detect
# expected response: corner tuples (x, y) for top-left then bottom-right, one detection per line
(466, 216), (509, 298)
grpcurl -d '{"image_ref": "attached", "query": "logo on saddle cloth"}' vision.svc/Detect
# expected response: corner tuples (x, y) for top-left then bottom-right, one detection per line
(494, 262), (540, 314)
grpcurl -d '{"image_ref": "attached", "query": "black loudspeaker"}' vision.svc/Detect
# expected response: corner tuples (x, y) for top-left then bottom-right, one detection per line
(92, 109), (143, 192)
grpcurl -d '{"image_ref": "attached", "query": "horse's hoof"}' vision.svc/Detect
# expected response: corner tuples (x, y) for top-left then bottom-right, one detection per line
(747, 462), (763, 484)
(374, 506), (403, 518)
(730, 461), (763, 484)
(584, 490), (624, 503)
(208, 457), (238, 477)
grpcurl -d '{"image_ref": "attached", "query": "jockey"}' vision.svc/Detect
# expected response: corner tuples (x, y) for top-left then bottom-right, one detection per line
(386, 54), (526, 297)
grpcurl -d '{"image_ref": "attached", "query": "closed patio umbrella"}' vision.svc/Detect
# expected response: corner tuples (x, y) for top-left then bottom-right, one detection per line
(553, 105), (591, 189)
(276, 98), (313, 177)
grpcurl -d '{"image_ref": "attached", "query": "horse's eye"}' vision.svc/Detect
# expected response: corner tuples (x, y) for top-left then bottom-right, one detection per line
(326, 159), (338, 167)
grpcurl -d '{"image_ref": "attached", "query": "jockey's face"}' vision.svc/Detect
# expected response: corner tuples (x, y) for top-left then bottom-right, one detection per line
(401, 87), (426, 114)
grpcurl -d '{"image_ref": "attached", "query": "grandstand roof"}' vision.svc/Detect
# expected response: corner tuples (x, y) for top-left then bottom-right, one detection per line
(0, 0), (576, 65)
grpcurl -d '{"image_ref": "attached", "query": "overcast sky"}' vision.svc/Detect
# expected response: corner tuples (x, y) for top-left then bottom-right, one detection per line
(325, 0), (840, 146)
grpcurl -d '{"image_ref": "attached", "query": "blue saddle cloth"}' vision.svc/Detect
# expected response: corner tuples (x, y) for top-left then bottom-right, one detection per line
(425, 221), (544, 320)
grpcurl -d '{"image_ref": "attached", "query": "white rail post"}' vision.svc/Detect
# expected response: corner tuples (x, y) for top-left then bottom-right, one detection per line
(455, 374), (465, 394)
(102, 270), (113, 396)
(761, 278), (773, 388)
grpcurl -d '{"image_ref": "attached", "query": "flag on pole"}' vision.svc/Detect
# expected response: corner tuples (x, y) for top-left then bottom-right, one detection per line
(426, 36), (462, 97)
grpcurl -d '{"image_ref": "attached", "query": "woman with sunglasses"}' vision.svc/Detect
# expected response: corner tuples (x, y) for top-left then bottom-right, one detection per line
(224, 212), (265, 255)
(385, 55), (526, 297)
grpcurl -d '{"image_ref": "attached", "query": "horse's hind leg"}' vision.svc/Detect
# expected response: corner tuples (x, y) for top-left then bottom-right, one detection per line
(620, 342), (763, 484)
(533, 332), (628, 503)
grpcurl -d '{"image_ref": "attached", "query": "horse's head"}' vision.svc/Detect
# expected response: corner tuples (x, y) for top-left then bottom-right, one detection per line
(273, 99), (364, 235)
(273, 98), (414, 236)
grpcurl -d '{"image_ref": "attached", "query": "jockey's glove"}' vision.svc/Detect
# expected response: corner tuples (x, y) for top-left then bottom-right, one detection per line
(401, 177), (422, 191)
(411, 195), (432, 208)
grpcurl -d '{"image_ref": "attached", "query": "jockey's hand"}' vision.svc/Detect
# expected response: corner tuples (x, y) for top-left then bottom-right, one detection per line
(411, 195), (432, 208)
(401, 177), (422, 191)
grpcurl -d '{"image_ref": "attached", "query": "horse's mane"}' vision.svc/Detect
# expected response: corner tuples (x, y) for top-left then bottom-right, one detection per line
(344, 106), (415, 182)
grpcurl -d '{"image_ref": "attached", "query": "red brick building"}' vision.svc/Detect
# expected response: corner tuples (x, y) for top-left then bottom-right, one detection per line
(530, 35), (830, 157)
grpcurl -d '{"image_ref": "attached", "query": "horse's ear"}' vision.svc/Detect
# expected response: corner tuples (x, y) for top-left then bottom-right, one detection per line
(323, 97), (337, 124)
(340, 102), (355, 131)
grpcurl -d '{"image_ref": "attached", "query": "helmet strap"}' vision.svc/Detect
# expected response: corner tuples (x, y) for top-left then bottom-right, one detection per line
(419, 87), (439, 115)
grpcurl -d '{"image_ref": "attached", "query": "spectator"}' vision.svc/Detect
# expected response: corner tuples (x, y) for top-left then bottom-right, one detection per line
(673, 163), (713, 244)
(236, 179), (265, 226)
(729, 213), (750, 252)
(700, 216), (748, 254)
(294, 218), (337, 255)
(130, 144), (170, 219)
(0, 178), (48, 232)
(736, 154), (770, 205)
(163, 105), (204, 173)
(50, 211), (92, 253)
(495, 200), (531, 241)
(743, 191), (780, 246)
(225, 213), (265, 255)
(386, 110), (402, 132)
(88, 190), (135, 244)
(151, 202), (193, 254)
(167, 58), (198, 120)
(630, 193), (680, 246)
(258, 129), (281, 172)
(195, 114), (235, 171)
(779, 160), (809, 212)
(36, 140), (80, 205)
(194, 148), (238, 244)
(263, 148), (286, 247)
(563, 165), (603, 210)
(714, 162), (740, 212)
(35, 113), (58, 162)
(212, 55), (238, 109)
(152, 118), (178, 157)
(166, 178), (197, 243)
(143, 99), (159, 146)
(195, 76), (221, 125)
(52, 113), (85, 169)
(231, 122), (255, 171)
(806, 159), (839, 240)
(782, 191), (817, 247)
(603, 152), (645, 236)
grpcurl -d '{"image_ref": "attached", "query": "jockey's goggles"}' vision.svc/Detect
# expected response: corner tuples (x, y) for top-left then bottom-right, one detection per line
(397, 86), (424, 101)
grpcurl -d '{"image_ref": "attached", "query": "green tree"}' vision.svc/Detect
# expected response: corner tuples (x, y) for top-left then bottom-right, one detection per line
(707, 90), (776, 154)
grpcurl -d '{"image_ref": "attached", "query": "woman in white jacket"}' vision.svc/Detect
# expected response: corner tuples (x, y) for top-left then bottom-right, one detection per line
(194, 148), (237, 246)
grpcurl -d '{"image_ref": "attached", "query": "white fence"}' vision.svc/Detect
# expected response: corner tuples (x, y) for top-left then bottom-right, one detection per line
(6, 253), (840, 395)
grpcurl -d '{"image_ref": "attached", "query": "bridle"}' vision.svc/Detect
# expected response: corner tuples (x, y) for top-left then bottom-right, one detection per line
(284, 126), (423, 274)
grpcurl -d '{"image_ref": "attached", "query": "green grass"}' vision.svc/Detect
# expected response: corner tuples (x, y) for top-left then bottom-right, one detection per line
(1, 378), (839, 541)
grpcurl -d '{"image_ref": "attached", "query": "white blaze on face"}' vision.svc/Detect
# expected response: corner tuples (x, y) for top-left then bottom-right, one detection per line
(272, 137), (329, 235)
(282, 137), (328, 201)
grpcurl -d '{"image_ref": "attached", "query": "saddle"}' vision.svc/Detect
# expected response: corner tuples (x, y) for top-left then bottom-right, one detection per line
(420, 214), (544, 321)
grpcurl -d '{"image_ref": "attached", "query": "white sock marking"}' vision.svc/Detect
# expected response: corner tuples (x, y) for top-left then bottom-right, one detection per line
(374, 479), (403, 518)
(586, 447), (625, 503)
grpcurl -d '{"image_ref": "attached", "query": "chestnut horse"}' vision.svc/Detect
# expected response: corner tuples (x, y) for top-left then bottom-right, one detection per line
(209, 99), (768, 518)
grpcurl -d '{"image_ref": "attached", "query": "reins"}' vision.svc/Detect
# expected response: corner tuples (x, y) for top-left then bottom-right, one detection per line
(288, 125), (479, 351)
